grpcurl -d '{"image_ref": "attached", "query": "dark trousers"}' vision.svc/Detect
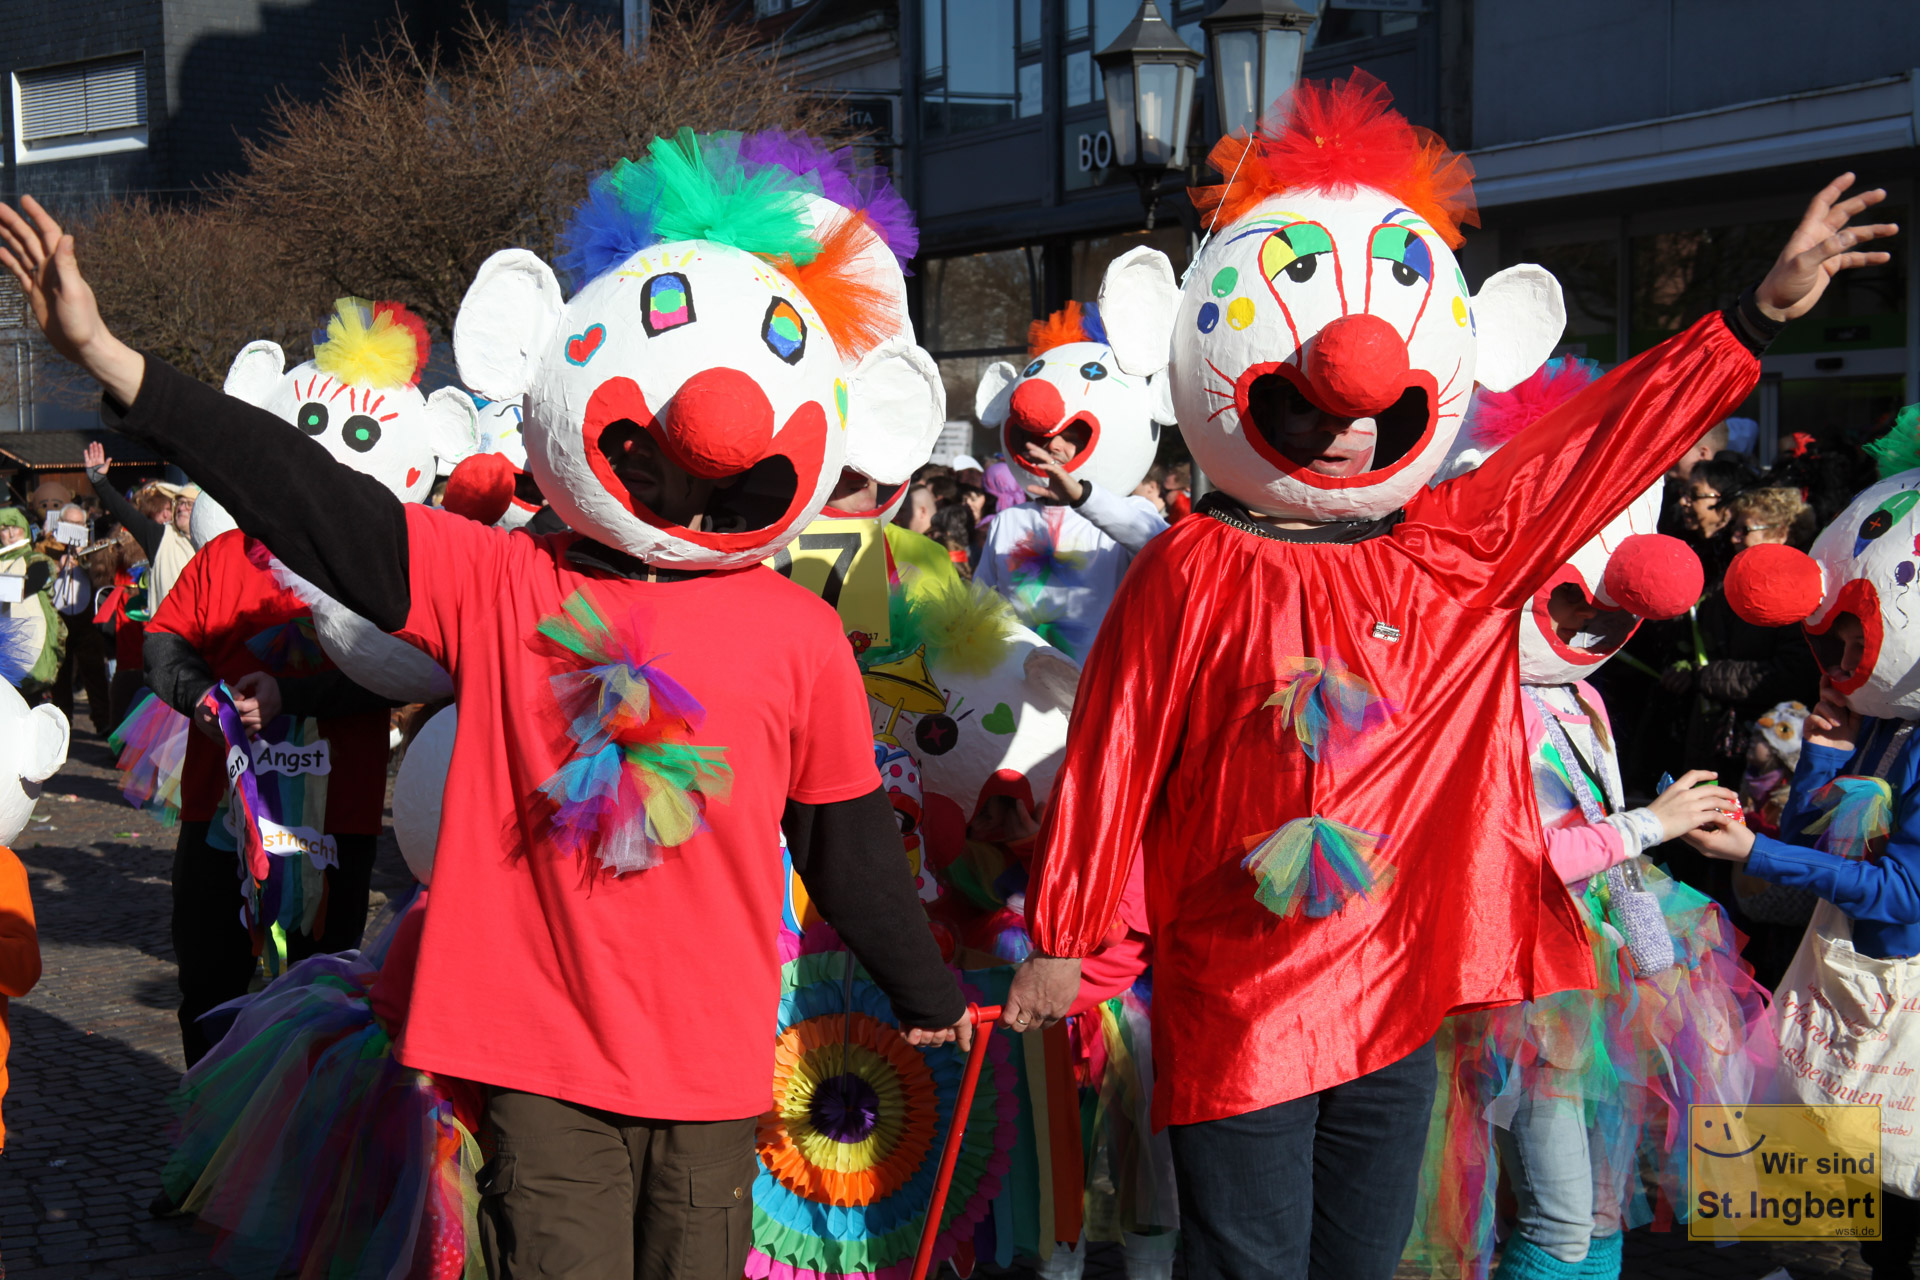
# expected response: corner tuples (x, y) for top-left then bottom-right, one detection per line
(478, 1090), (758, 1280)
(170, 820), (377, 1065)
(1168, 1039), (1438, 1280)
(1865, 1191), (1920, 1280)
(51, 617), (110, 735)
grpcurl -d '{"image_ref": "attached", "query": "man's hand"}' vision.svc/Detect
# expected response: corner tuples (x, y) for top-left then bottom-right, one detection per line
(191, 697), (224, 744)
(83, 441), (109, 483)
(1682, 816), (1756, 863)
(1022, 444), (1086, 505)
(1808, 674), (1861, 753)
(1646, 769), (1741, 842)
(1002, 954), (1080, 1031)
(229, 671), (283, 733)
(0, 197), (144, 405)
(905, 1009), (975, 1054)
(1659, 665), (1694, 696)
(1755, 175), (1899, 322)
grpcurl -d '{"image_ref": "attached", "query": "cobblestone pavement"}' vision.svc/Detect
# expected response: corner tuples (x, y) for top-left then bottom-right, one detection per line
(0, 707), (1882, 1279)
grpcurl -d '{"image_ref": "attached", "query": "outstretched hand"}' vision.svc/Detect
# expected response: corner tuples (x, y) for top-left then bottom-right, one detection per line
(82, 441), (109, 481)
(0, 196), (143, 404)
(1756, 175), (1899, 321)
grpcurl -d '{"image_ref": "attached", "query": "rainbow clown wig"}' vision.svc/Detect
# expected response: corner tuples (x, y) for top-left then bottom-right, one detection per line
(450, 128), (947, 572)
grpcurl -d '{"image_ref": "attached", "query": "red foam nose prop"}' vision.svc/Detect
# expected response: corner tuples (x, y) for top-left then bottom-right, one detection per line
(1602, 534), (1702, 620)
(657, 367), (775, 478)
(1307, 313), (1411, 419)
(441, 451), (516, 526)
(1008, 378), (1066, 435)
(1725, 543), (1825, 627)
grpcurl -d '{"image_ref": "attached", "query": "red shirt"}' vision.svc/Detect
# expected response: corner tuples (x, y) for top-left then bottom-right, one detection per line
(391, 507), (878, 1119)
(1029, 313), (1759, 1126)
(144, 531), (388, 831)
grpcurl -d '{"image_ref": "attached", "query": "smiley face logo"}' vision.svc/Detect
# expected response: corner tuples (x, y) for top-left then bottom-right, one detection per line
(1695, 1109), (1766, 1158)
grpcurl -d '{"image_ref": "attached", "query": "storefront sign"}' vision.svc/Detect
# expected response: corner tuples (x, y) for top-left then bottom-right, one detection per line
(1064, 121), (1116, 191)
(844, 97), (895, 141)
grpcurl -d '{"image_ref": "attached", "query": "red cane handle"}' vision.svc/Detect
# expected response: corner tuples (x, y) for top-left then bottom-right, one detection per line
(909, 1003), (1000, 1280)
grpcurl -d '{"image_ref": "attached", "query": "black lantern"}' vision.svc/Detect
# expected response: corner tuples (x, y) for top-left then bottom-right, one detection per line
(1094, 1), (1202, 173)
(1201, 0), (1315, 138)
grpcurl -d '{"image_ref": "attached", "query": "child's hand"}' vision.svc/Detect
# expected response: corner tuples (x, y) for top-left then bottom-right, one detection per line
(1647, 769), (1741, 842)
(1808, 675), (1861, 752)
(1682, 815), (1756, 862)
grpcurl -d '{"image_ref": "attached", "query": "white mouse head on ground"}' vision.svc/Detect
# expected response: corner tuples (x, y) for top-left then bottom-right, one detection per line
(0, 620), (69, 847)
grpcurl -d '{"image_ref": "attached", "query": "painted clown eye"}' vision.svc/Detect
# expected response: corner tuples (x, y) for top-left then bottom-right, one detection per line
(1023, 358), (1045, 377)
(1857, 490), (1920, 551)
(1370, 225), (1433, 287)
(1079, 361), (1108, 381)
(297, 402), (329, 436)
(341, 414), (381, 453)
(1260, 223), (1334, 285)
(762, 297), (807, 365)
(642, 272), (695, 336)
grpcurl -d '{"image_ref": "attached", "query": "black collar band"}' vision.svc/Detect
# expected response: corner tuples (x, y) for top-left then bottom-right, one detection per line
(564, 537), (715, 582)
(1198, 491), (1405, 544)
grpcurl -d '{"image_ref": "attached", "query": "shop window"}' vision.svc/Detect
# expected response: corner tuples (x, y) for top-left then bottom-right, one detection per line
(1522, 240), (1619, 366)
(1312, 4), (1417, 48)
(922, 248), (1040, 422)
(921, 0), (1023, 135)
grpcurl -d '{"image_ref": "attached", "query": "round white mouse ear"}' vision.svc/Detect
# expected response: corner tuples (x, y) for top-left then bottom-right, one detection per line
(393, 706), (458, 885)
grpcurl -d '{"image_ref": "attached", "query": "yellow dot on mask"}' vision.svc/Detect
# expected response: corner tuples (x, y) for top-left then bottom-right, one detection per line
(1451, 295), (1469, 327)
(1227, 297), (1256, 330)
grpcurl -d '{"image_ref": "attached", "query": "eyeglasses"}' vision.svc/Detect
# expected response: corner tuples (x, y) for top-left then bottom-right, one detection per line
(1680, 491), (1721, 505)
(1736, 522), (1783, 536)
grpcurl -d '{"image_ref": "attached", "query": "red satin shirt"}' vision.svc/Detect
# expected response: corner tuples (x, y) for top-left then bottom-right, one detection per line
(1028, 313), (1759, 1127)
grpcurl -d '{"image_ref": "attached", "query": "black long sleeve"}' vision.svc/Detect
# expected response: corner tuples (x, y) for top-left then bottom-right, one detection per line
(144, 629), (214, 719)
(277, 669), (402, 719)
(87, 470), (165, 560)
(104, 356), (413, 631)
(785, 787), (966, 1030)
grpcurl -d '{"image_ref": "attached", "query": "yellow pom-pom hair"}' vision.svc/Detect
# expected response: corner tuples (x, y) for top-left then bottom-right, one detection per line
(904, 574), (1017, 679)
(311, 297), (432, 388)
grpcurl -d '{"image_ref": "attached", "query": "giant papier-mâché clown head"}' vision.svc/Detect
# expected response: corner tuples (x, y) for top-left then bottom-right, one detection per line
(224, 299), (480, 502)
(0, 618), (69, 848)
(1724, 405), (1920, 719)
(1139, 72), (1566, 522)
(218, 299), (482, 701)
(974, 296), (1175, 501)
(1441, 359), (1703, 685)
(451, 129), (944, 570)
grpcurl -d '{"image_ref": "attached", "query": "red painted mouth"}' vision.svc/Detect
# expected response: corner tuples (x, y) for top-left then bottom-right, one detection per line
(1233, 361), (1438, 489)
(1528, 565), (1640, 665)
(1007, 414), (1101, 477)
(580, 376), (826, 551)
(1807, 577), (1883, 695)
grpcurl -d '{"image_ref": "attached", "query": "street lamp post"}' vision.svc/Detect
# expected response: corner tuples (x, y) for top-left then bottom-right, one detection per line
(1093, 1), (1202, 231)
(1200, 0), (1316, 139)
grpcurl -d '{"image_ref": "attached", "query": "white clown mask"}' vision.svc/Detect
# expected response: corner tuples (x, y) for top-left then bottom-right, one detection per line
(224, 300), (480, 505)
(0, 641), (69, 849)
(975, 292), (1176, 501)
(1725, 457), (1920, 720)
(453, 132), (943, 571)
(1163, 76), (1565, 523)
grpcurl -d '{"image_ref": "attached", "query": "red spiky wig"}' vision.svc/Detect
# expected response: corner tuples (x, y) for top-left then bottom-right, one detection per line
(1027, 301), (1095, 358)
(1190, 70), (1479, 248)
(774, 212), (893, 360)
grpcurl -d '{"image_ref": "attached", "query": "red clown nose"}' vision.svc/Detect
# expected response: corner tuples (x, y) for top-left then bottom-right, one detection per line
(1725, 543), (1825, 627)
(658, 367), (775, 478)
(1307, 313), (1410, 418)
(1009, 378), (1066, 434)
(1602, 534), (1702, 620)
(442, 451), (516, 525)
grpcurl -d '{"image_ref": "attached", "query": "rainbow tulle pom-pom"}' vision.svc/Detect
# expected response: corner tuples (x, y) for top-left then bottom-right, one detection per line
(1264, 654), (1391, 762)
(1805, 775), (1895, 861)
(532, 587), (734, 875)
(1241, 815), (1393, 919)
(108, 691), (189, 823)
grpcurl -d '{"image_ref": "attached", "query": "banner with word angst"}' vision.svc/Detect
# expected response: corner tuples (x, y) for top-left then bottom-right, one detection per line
(201, 683), (337, 972)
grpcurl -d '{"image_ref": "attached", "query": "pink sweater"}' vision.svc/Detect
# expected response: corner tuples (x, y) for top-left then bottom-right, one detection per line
(1522, 683), (1642, 885)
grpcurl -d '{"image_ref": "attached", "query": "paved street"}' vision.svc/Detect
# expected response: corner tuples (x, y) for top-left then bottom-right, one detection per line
(0, 708), (1884, 1279)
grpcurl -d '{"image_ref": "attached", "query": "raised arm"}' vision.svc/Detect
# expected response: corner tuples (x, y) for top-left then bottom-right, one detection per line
(0, 198), (411, 631)
(1411, 175), (1896, 609)
(1074, 483), (1168, 554)
(84, 443), (164, 560)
